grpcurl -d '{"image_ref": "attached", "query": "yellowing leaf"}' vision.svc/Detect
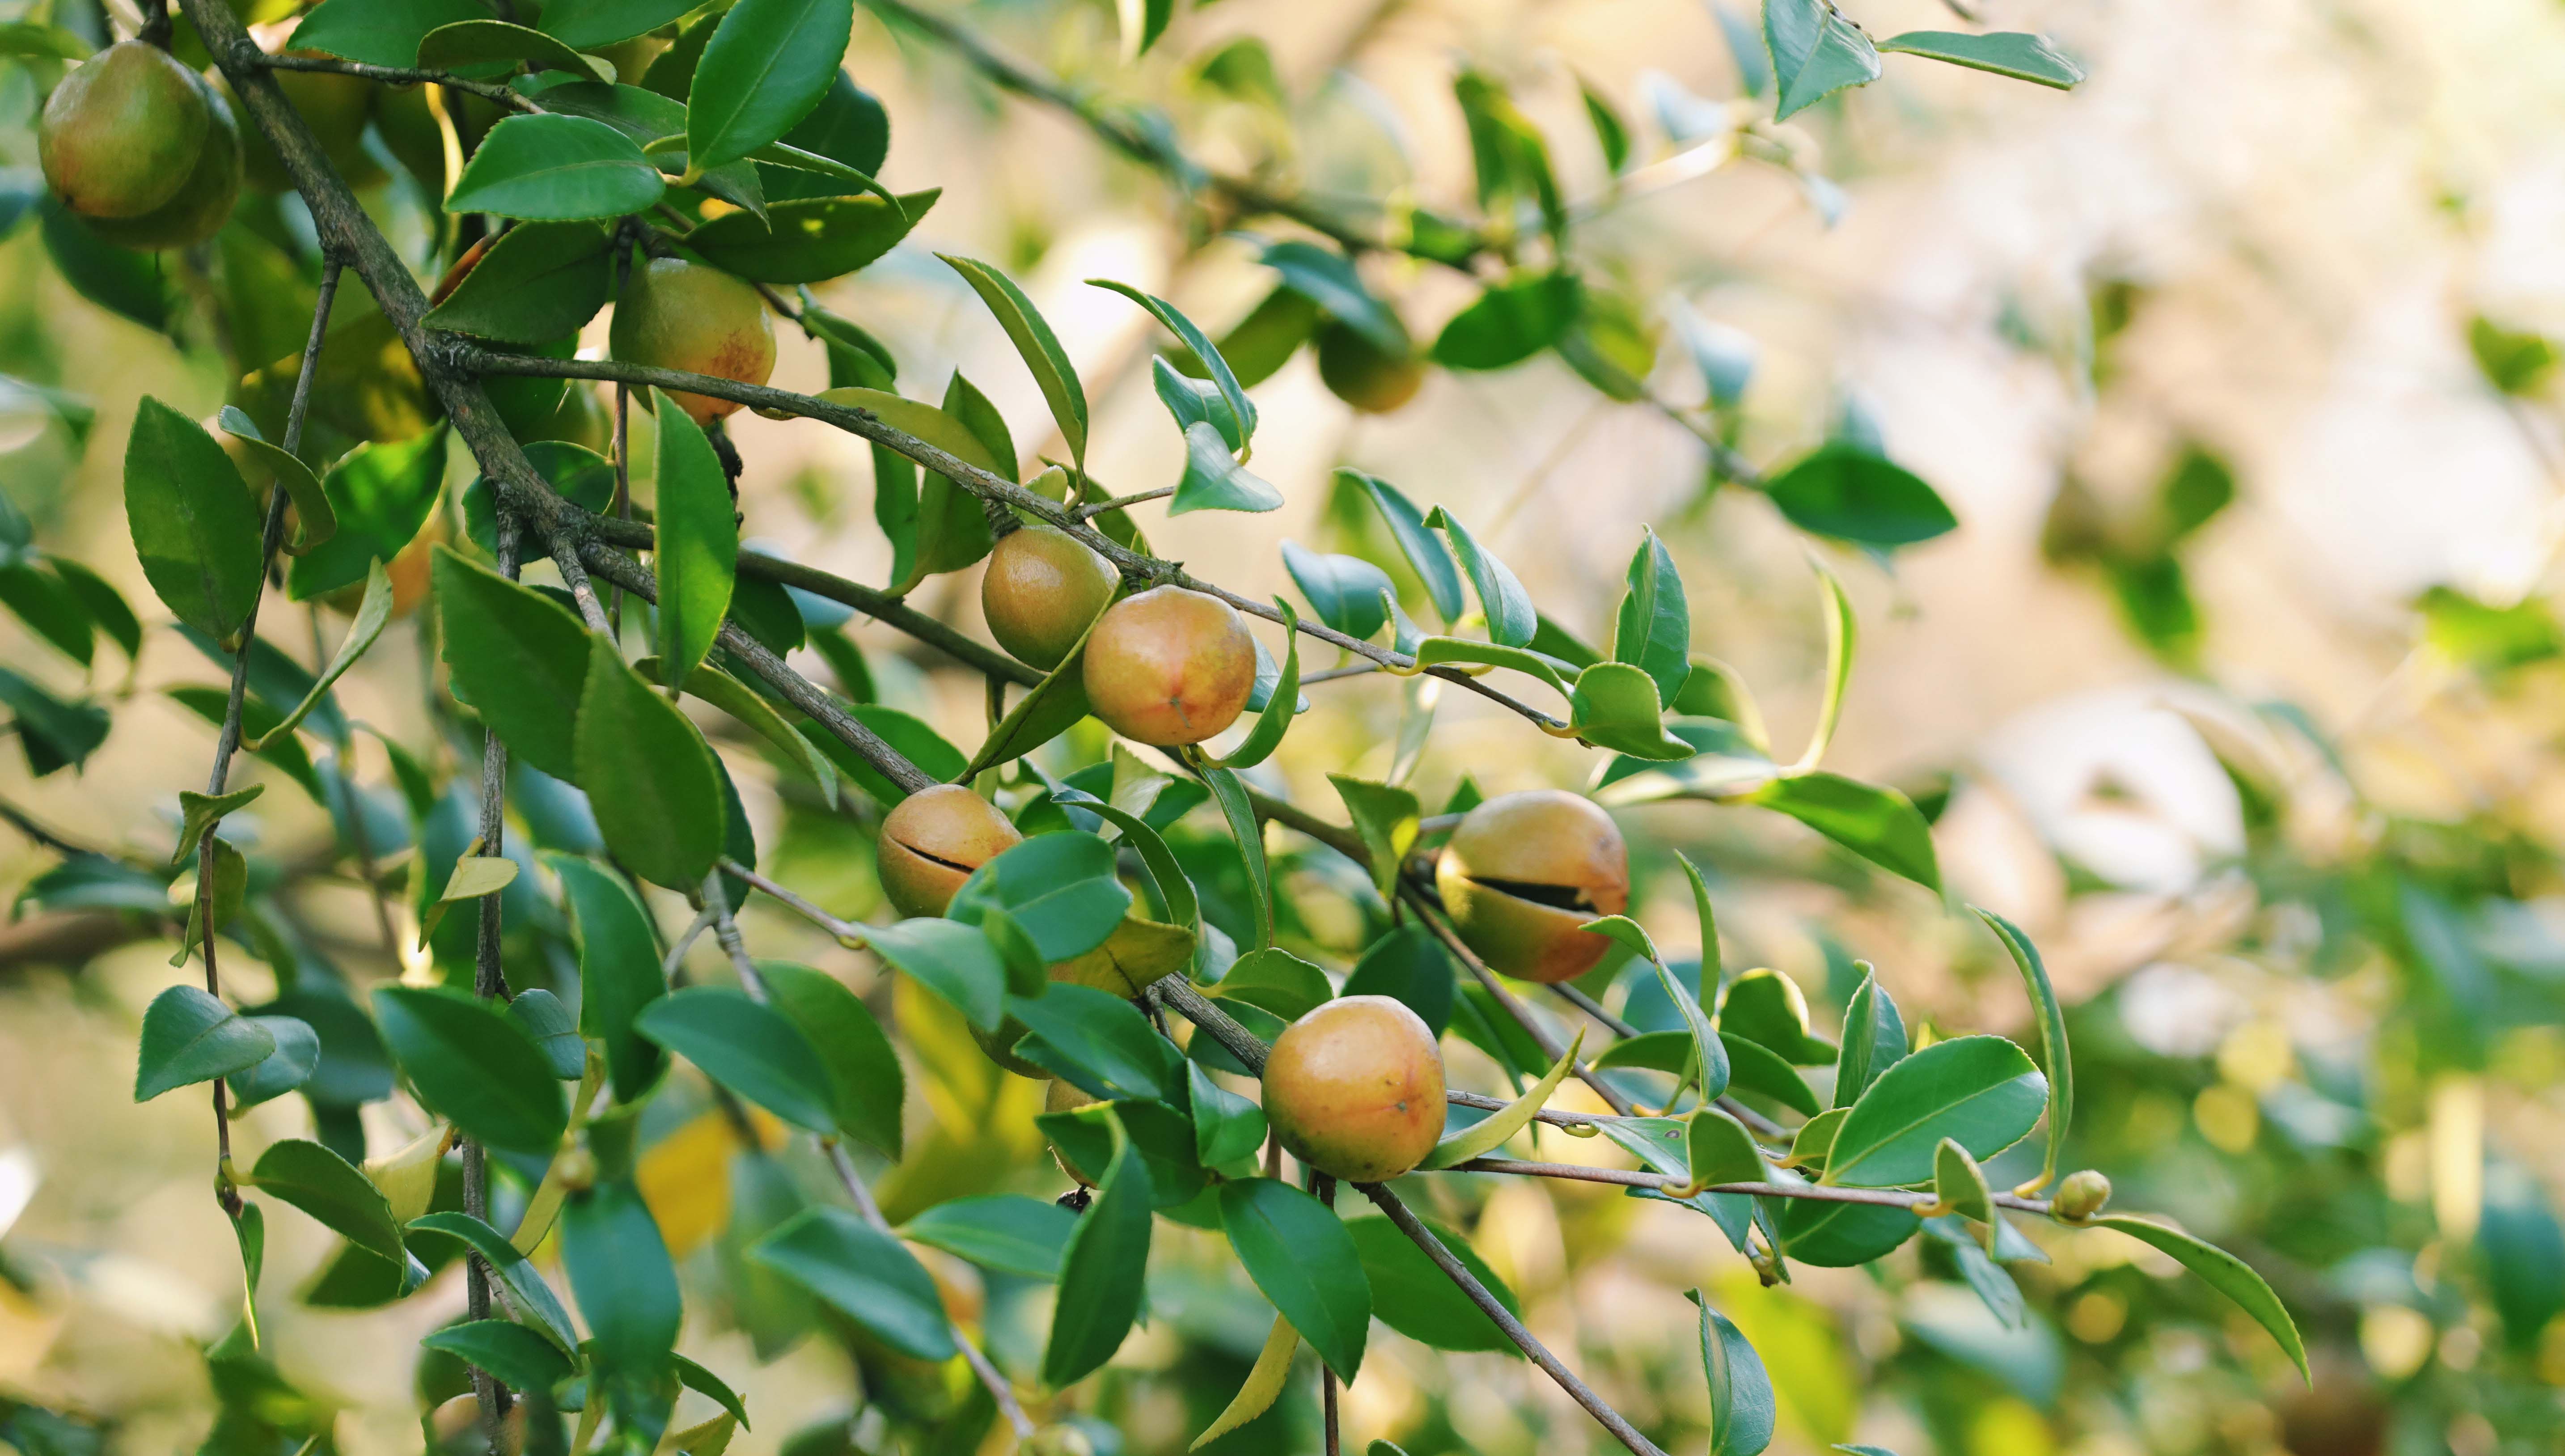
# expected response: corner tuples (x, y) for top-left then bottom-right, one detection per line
(637, 1111), (739, 1260)
(1192, 1313), (1297, 1450)
(1422, 1028), (1585, 1169)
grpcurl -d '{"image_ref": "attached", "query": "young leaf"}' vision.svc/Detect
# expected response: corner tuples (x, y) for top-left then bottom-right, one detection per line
(134, 985), (276, 1102)
(1611, 528), (1692, 708)
(420, 1321), (576, 1396)
(1090, 279), (1257, 444)
(1693, 1292), (1778, 1456)
(1347, 470), (1467, 623)
(1422, 1028), (1586, 1168)
(174, 785), (263, 865)
(1170, 421), (1285, 514)
(686, 0), (858, 173)
(224, 1016), (321, 1110)
(1045, 1111), (1153, 1386)
(1679, 1107), (1769, 1194)
(1876, 31), (2083, 88)
(245, 1139), (404, 1266)
(408, 1212), (580, 1350)
(1762, 445), (1957, 546)
(1750, 772), (1939, 890)
(635, 986), (840, 1134)
(1571, 661), (1697, 760)
(1974, 907), (2071, 1194)
(1200, 766), (1273, 950)
(551, 855), (668, 1102)
(1342, 1213), (1523, 1354)
(1219, 1177), (1371, 1381)
(652, 389), (737, 693)
(1154, 355), (1245, 449)
(753, 1206), (957, 1359)
(214, 408), (334, 555)
(1191, 1315), (1297, 1451)
(574, 645), (725, 889)
(1933, 1138), (1996, 1245)
(434, 548), (594, 780)
(245, 563), (390, 750)
(941, 255), (1086, 474)
(1824, 1035), (2045, 1188)
(759, 963), (903, 1156)
(416, 854), (518, 947)
(901, 1195), (1077, 1280)
(446, 114), (667, 220)
(2087, 1215), (2308, 1381)
(371, 986), (569, 1156)
(1764, 0), (1882, 121)
(123, 398), (265, 647)
(1595, 880), (1731, 1101)
(1834, 966), (1908, 1108)
(1431, 272), (1580, 370)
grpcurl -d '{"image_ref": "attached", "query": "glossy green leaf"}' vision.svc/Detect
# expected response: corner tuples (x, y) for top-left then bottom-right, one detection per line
(224, 1015), (321, 1110)
(1170, 421), (1284, 514)
(1347, 470), (1466, 623)
(1973, 907), (2070, 1194)
(284, 428), (447, 603)
(1423, 1029), (1584, 1168)
(862, 918), (1009, 1032)
(760, 963), (903, 1155)
(1194, 1315), (1298, 1451)
(425, 221), (611, 345)
(1219, 1178), (1370, 1381)
(447, 114), (665, 220)
(1092, 279), (1258, 446)
(1592, 893), (1731, 1101)
(1188, 1062), (1269, 1169)
(1825, 1035), (2044, 1188)
(687, 0), (857, 172)
(1405, 635), (1572, 696)
(519, 77), (769, 216)
(290, 0), (484, 67)
(574, 645), (724, 889)
(2088, 1215), (2307, 1380)
(635, 986), (839, 1133)
(1693, 1291), (1777, 1456)
(409, 1212), (580, 1350)
(1039, 1100), (1208, 1211)
(420, 1320), (575, 1395)
(433, 548), (593, 780)
(964, 618), (1104, 778)
(560, 1179), (683, 1392)
(535, 0), (701, 47)
(171, 836), (248, 966)
(1329, 774), (1420, 900)
(1342, 926), (1453, 1038)
(1765, 0), (1883, 121)
(813, 387), (999, 592)
(1723, 1032), (1821, 1117)
(1215, 947), (1332, 1023)
(1431, 272), (1580, 370)
(948, 832), (1133, 976)
(1602, 1117), (1756, 1250)
(902, 1195), (1077, 1279)
(1718, 968), (1833, 1065)
(1934, 1138), (1996, 1241)
(415, 19), (607, 80)
(639, 659), (835, 807)
(1009, 984), (1181, 1103)
(1044, 1112), (1152, 1386)
(548, 856), (667, 1102)
(1200, 766), (1273, 950)
(940, 254), (1085, 472)
(1571, 661), (1697, 760)
(245, 567), (387, 751)
(762, 71), (889, 201)
(1610, 528), (1691, 708)
(687, 191), (934, 283)
(1833, 966), (1908, 1108)
(1424, 507), (1534, 647)
(371, 986), (568, 1156)
(1762, 445), (1957, 547)
(1343, 1213), (1520, 1354)
(134, 985), (275, 1102)
(173, 785), (262, 867)
(48, 556), (138, 660)
(123, 399), (264, 647)
(1773, 1183), (1918, 1266)
(245, 1139), (404, 1266)
(1682, 1107), (1769, 1192)
(213, 408), (334, 556)
(1154, 354), (1245, 449)
(1751, 773), (1939, 890)
(753, 1206), (954, 1359)
(1204, 600), (1299, 766)
(1283, 542), (1394, 642)
(507, 988), (584, 1079)
(650, 389), (736, 692)
(416, 854), (517, 948)
(1876, 30), (2082, 88)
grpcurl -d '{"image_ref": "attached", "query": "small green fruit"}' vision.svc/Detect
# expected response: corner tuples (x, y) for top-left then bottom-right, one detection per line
(40, 41), (211, 220)
(1079, 586), (1257, 746)
(81, 69), (240, 250)
(876, 784), (1022, 919)
(1261, 995), (1447, 1182)
(982, 523), (1118, 670)
(609, 257), (777, 427)
(2052, 1169), (2112, 1222)
(1315, 319), (1425, 414)
(1435, 789), (1628, 983)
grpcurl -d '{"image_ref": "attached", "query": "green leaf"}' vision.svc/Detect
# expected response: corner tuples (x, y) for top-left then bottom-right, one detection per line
(1762, 445), (1957, 547)
(285, 428), (447, 603)
(575, 645), (725, 889)
(963, 622), (1104, 779)
(174, 786), (264, 866)
(687, 190), (933, 283)
(1203, 599), (1299, 767)
(1431, 272), (1580, 370)
(948, 832), (1133, 973)
(1722, 1032), (1821, 1117)
(224, 1015), (321, 1110)
(762, 70), (889, 200)
(213, 407), (335, 556)
(1283, 542), (1393, 642)
(940, 255), (1086, 473)
(1215, 947), (1333, 1023)
(760, 963), (903, 1155)
(1571, 661), (1697, 760)
(1346, 470), (1466, 623)
(1329, 774), (1421, 901)
(290, 0), (484, 67)
(635, 986), (839, 1133)
(1682, 1107), (1769, 1191)
(424, 221), (613, 344)
(245, 1139), (403, 1266)
(0, 20), (93, 57)
(676, 1354), (750, 1432)
(0, 560), (92, 666)
(1718, 968), (1835, 1064)
(799, 702), (962, 809)
(1040, 1100), (1208, 1210)
(687, 0), (856, 172)
(1423, 1029), (1584, 1169)
(417, 854), (519, 948)
(1045, 1111), (1153, 1385)
(648, 390), (736, 692)
(752, 1205), (955, 1359)
(508, 988), (585, 1079)
(1601, 1117), (1755, 1249)
(163, 687), (321, 802)
(862, 918), (1009, 1032)
(432, 548), (593, 779)
(1693, 1292), (1778, 1456)
(560, 1179), (683, 1396)
(371, 986), (569, 1156)
(902, 1195), (1076, 1280)
(447, 114), (666, 221)
(520, 77), (769, 216)
(1764, 0), (1883, 121)
(1171, 421), (1284, 514)
(1423, 507), (1534, 648)
(49, 556), (140, 660)
(1580, 74), (1632, 174)
(1591, 1028), (1694, 1073)
(246, 567), (388, 751)
(1973, 908), (2070, 1194)
(408, 1212), (580, 1350)
(1219, 1178), (1370, 1381)
(1875, 30), (2082, 88)
(551, 856), (668, 1101)
(2087, 1215), (2308, 1381)
(1593, 888), (1730, 1101)
(814, 387), (1000, 592)
(420, 1321), (575, 1395)
(638, 660), (835, 806)
(1773, 1181), (1917, 1265)
(1750, 772), (1939, 889)
(416, 19), (609, 80)
(123, 399), (264, 647)
(1610, 528), (1691, 707)
(1008, 984), (1182, 1103)
(1188, 1062), (1269, 1169)
(1091, 279), (1258, 443)
(1261, 241), (1407, 354)
(1200, 766), (1273, 950)
(2484, 1163), (2565, 1350)
(0, 667), (108, 776)
(1833, 966), (1908, 1108)
(1933, 1138), (1995, 1241)
(134, 986), (275, 1102)
(171, 837), (248, 966)
(1825, 1035), (2044, 1188)
(1343, 1214), (1521, 1354)
(536, 0), (702, 48)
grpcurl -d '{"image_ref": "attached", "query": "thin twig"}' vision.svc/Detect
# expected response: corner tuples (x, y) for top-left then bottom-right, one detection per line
(1073, 486), (1174, 520)
(1402, 889), (1638, 1116)
(252, 51), (534, 111)
(1455, 1157), (2056, 1215)
(462, 514), (521, 1442)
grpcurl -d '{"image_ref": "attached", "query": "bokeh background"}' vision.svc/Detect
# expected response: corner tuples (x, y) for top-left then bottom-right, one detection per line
(9, 0), (2565, 1451)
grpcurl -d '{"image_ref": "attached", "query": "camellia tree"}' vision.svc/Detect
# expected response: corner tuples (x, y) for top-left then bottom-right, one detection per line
(0, 0), (2317, 1452)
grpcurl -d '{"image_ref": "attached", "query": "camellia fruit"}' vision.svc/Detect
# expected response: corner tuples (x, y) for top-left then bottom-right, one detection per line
(608, 257), (776, 427)
(1314, 320), (1425, 414)
(876, 783), (1022, 918)
(39, 40), (211, 220)
(2052, 1169), (2112, 1222)
(82, 69), (241, 251)
(983, 523), (1119, 670)
(1080, 586), (1257, 746)
(1261, 995), (1447, 1182)
(1434, 789), (1628, 983)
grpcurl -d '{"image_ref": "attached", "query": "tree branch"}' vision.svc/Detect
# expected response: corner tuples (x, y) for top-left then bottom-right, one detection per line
(1401, 889), (1638, 1116)
(250, 51), (534, 112)
(462, 516), (520, 1440)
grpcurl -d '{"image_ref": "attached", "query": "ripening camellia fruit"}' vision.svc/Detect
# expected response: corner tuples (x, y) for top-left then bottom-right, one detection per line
(983, 524), (1120, 670)
(39, 41), (210, 220)
(81, 68), (239, 250)
(1435, 789), (1629, 983)
(609, 257), (776, 427)
(876, 783), (1023, 918)
(1261, 995), (1447, 1182)
(1080, 586), (1257, 746)
(1315, 320), (1426, 414)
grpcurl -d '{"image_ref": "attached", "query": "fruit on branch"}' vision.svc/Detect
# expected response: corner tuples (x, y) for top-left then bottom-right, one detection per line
(609, 257), (776, 427)
(876, 783), (1023, 918)
(38, 41), (210, 220)
(1261, 995), (1447, 1181)
(982, 523), (1120, 669)
(1315, 321), (1425, 414)
(1434, 789), (1628, 983)
(81, 68), (240, 251)
(2052, 1169), (2112, 1222)
(1079, 586), (1257, 746)
(231, 22), (377, 194)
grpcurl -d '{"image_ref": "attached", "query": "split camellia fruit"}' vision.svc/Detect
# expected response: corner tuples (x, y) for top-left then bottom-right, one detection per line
(982, 523), (1119, 669)
(1079, 585), (1256, 745)
(875, 783), (1023, 918)
(1435, 789), (1629, 983)
(1261, 995), (1447, 1182)
(608, 257), (777, 427)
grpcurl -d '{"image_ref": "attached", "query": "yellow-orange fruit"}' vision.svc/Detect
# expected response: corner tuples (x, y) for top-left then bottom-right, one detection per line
(82, 68), (239, 250)
(1434, 789), (1627, 984)
(40, 41), (210, 220)
(608, 257), (775, 426)
(876, 784), (1022, 918)
(1315, 320), (1425, 414)
(1079, 586), (1256, 746)
(982, 524), (1118, 670)
(1261, 995), (1447, 1182)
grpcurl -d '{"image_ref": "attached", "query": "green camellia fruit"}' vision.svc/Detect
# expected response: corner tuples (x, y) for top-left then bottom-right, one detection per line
(2052, 1169), (2112, 1221)
(1434, 789), (1629, 983)
(1079, 585), (1257, 746)
(83, 69), (242, 251)
(40, 40), (211, 220)
(1261, 995), (1448, 1182)
(1315, 319), (1426, 414)
(982, 523), (1119, 670)
(609, 257), (777, 427)
(875, 783), (1022, 919)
